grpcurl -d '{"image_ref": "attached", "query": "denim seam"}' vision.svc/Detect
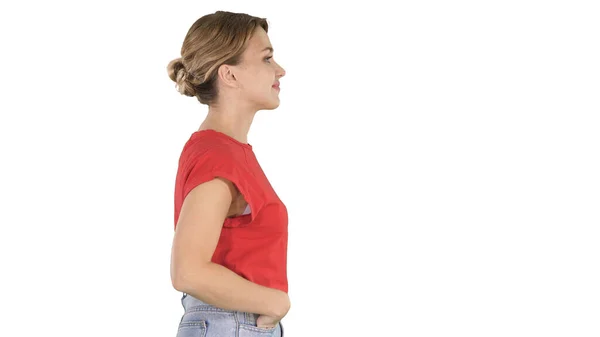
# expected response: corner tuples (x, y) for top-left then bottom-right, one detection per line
(233, 309), (240, 337)
(186, 306), (235, 313)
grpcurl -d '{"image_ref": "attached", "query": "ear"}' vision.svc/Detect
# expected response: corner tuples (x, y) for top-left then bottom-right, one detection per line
(217, 64), (239, 88)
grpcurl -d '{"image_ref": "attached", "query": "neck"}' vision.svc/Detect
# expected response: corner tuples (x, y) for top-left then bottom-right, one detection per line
(199, 100), (257, 144)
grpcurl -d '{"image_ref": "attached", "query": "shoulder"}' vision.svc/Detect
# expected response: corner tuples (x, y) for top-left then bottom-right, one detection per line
(183, 132), (243, 164)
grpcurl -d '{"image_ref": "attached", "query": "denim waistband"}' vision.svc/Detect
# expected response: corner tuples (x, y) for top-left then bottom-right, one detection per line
(181, 292), (259, 326)
(180, 292), (284, 336)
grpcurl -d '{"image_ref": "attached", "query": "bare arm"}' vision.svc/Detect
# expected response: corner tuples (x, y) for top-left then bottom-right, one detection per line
(171, 177), (289, 317)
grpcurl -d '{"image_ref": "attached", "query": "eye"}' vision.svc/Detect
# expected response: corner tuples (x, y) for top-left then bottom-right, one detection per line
(265, 56), (273, 62)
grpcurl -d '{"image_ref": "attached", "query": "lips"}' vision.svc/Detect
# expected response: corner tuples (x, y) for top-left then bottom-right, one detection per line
(272, 81), (280, 89)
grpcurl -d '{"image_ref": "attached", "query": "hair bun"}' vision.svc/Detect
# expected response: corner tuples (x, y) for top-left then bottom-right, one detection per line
(167, 58), (197, 97)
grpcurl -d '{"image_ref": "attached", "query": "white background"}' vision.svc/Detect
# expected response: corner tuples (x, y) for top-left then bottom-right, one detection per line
(1, 0), (599, 336)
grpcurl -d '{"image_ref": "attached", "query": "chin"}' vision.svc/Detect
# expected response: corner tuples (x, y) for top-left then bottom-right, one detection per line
(261, 99), (281, 110)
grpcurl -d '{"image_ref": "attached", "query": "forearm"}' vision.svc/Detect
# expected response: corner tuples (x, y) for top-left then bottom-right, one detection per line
(174, 262), (287, 317)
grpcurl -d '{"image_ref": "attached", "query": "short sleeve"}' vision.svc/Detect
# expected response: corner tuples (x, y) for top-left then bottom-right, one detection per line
(181, 147), (262, 225)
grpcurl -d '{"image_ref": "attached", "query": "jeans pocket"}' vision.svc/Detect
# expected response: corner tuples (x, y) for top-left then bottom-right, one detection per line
(238, 322), (278, 336)
(176, 319), (207, 337)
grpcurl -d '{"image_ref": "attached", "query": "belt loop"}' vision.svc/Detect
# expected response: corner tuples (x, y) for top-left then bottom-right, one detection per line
(235, 310), (241, 325)
(180, 292), (187, 308)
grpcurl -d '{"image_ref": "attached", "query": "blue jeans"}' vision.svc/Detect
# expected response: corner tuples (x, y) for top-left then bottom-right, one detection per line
(176, 292), (284, 337)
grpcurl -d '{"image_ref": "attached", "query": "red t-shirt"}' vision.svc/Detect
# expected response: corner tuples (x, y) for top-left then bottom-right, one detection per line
(173, 129), (288, 294)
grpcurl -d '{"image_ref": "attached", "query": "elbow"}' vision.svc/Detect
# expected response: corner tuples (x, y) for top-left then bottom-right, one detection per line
(171, 267), (191, 292)
(171, 264), (208, 293)
(171, 255), (191, 291)
(171, 273), (185, 292)
(171, 260), (187, 292)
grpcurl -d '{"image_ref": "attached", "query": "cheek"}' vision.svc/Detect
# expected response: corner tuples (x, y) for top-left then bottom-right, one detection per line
(255, 73), (274, 92)
(241, 68), (274, 97)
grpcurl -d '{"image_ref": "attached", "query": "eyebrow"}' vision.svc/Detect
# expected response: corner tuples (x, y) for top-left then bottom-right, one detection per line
(262, 47), (274, 53)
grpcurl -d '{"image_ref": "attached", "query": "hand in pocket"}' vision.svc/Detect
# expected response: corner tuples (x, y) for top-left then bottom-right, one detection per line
(256, 314), (279, 329)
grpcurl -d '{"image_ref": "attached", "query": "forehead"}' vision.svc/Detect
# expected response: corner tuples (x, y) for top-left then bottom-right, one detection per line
(245, 27), (272, 53)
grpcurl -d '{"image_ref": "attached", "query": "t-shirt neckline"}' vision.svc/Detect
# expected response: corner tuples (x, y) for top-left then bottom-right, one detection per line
(193, 129), (253, 150)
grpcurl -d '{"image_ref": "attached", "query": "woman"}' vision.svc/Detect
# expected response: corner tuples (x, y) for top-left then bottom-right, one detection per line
(167, 11), (289, 337)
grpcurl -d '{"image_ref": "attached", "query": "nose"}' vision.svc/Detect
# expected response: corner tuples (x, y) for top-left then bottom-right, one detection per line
(277, 63), (286, 78)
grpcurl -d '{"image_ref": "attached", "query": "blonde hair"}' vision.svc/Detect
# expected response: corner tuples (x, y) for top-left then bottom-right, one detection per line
(167, 11), (269, 105)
